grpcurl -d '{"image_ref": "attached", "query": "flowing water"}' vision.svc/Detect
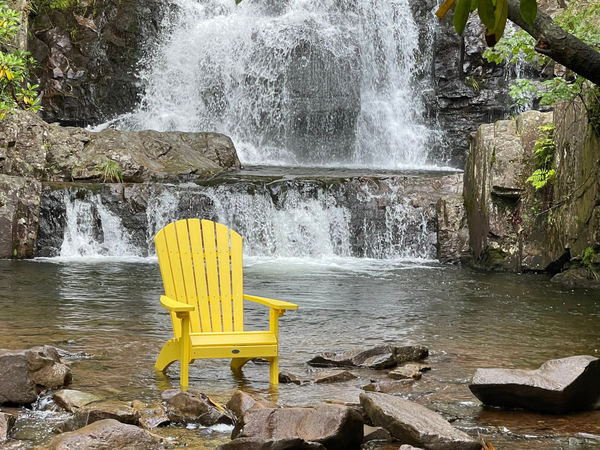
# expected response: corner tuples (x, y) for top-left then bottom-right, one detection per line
(1, 258), (600, 449)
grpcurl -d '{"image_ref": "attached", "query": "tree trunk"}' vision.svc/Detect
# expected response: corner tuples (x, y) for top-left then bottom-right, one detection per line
(506, 0), (600, 86)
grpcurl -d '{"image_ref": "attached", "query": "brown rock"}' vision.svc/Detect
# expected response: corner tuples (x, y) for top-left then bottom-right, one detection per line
(307, 345), (427, 370)
(0, 412), (16, 444)
(132, 401), (170, 429)
(388, 363), (431, 380)
(236, 404), (364, 450)
(469, 355), (600, 414)
(164, 389), (232, 425)
(314, 371), (357, 384)
(226, 390), (278, 422)
(218, 437), (326, 450)
(0, 175), (42, 258)
(53, 389), (101, 412)
(77, 400), (139, 425)
(359, 392), (480, 450)
(41, 418), (164, 450)
(362, 379), (415, 393)
(0, 346), (72, 405)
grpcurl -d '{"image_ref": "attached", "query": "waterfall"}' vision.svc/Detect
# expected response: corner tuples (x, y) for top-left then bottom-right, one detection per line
(38, 178), (441, 261)
(109, 0), (437, 168)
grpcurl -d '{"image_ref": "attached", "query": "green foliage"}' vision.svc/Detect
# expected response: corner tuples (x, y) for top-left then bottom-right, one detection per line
(30, 0), (79, 12)
(96, 160), (123, 183)
(581, 247), (599, 280)
(0, 2), (41, 118)
(526, 124), (556, 190)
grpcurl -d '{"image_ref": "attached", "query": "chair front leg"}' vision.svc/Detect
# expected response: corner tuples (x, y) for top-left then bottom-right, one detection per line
(178, 312), (191, 391)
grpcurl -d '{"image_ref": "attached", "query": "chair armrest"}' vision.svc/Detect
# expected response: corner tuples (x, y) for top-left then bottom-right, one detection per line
(244, 294), (298, 310)
(160, 295), (195, 313)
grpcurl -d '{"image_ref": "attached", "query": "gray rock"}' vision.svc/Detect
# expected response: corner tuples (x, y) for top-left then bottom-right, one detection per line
(235, 405), (364, 450)
(131, 401), (170, 429)
(469, 355), (600, 414)
(0, 412), (16, 444)
(41, 418), (164, 450)
(307, 345), (428, 370)
(279, 370), (357, 385)
(164, 389), (232, 425)
(359, 392), (480, 450)
(0, 346), (72, 405)
(436, 195), (470, 264)
(388, 363), (431, 380)
(399, 446), (425, 450)
(0, 174), (42, 258)
(53, 390), (101, 412)
(363, 425), (391, 443)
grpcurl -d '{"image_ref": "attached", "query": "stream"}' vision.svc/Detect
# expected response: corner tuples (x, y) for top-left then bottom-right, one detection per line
(1, 252), (600, 449)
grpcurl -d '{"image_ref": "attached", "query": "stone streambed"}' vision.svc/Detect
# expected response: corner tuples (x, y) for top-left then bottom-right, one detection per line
(2, 345), (600, 449)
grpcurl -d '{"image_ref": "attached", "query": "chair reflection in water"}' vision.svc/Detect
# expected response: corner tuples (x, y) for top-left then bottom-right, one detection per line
(154, 218), (298, 389)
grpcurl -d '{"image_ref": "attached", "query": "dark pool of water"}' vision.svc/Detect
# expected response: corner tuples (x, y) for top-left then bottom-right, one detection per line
(1, 258), (599, 449)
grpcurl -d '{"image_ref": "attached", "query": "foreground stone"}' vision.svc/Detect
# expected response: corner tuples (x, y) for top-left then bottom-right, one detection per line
(0, 346), (72, 405)
(132, 400), (170, 429)
(359, 392), (480, 450)
(226, 390), (278, 422)
(77, 401), (139, 425)
(388, 363), (431, 380)
(42, 418), (163, 450)
(227, 405), (364, 450)
(162, 389), (232, 425)
(307, 345), (428, 370)
(0, 412), (16, 444)
(279, 370), (357, 385)
(0, 174), (42, 258)
(469, 355), (600, 414)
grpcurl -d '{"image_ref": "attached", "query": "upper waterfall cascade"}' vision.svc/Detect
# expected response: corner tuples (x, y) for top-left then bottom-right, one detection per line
(111, 0), (439, 168)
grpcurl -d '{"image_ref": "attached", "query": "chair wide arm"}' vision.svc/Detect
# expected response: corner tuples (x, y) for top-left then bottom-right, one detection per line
(244, 294), (298, 311)
(160, 295), (195, 314)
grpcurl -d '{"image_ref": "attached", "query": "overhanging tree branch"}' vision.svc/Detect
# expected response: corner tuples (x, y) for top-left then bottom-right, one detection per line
(506, 0), (600, 86)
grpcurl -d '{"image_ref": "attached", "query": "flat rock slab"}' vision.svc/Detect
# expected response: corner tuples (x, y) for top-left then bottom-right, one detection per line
(53, 390), (102, 412)
(307, 345), (428, 370)
(41, 418), (164, 450)
(236, 404), (364, 450)
(469, 355), (600, 414)
(279, 370), (357, 385)
(359, 392), (480, 450)
(362, 379), (415, 394)
(0, 346), (72, 405)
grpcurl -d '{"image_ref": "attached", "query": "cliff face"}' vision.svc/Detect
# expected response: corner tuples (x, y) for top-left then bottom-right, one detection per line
(464, 98), (600, 287)
(28, 0), (164, 126)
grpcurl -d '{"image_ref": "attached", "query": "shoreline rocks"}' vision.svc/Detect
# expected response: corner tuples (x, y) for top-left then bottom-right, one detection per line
(469, 355), (600, 414)
(307, 345), (428, 370)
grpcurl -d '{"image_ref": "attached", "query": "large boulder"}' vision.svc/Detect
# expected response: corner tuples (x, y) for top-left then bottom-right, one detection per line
(307, 345), (428, 370)
(0, 174), (42, 258)
(41, 418), (164, 450)
(469, 355), (600, 414)
(0, 346), (72, 405)
(359, 392), (480, 450)
(0, 110), (241, 183)
(226, 390), (278, 423)
(230, 405), (364, 450)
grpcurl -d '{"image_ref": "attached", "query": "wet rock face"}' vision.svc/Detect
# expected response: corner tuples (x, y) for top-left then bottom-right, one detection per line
(0, 346), (72, 405)
(0, 412), (16, 444)
(0, 175), (42, 258)
(469, 355), (600, 414)
(42, 418), (164, 450)
(28, 0), (164, 126)
(307, 345), (428, 370)
(359, 392), (481, 450)
(162, 389), (231, 426)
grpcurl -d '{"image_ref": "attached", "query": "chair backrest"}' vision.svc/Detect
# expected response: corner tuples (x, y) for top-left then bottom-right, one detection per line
(154, 219), (244, 337)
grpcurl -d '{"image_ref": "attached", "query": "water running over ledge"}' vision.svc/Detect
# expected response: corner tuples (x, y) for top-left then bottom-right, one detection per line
(107, 0), (440, 168)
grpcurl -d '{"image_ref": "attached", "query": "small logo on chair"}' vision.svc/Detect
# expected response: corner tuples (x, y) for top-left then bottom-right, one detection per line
(232, 349), (240, 354)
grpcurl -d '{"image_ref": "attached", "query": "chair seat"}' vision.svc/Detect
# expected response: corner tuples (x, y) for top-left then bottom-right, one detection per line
(190, 331), (277, 347)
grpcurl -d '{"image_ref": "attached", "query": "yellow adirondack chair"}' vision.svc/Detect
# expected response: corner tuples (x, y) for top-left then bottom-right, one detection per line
(154, 218), (298, 389)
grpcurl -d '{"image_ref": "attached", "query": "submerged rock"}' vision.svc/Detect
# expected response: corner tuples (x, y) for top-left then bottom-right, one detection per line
(279, 370), (358, 385)
(388, 363), (431, 380)
(76, 401), (139, 425)
(41, 418), (164, 450)
(469, 355), (600, 414)
(131, 400), (170, 429)
(359, 392), (480, 450)
(229, 404), (364, 450)
(308, 345), (428, 370)
(0, 346), (72, 405)
(362, 379), (415, 394)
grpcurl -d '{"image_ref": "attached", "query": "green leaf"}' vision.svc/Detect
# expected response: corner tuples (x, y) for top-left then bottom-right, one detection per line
(520, 0), (537, 25)
(478, 0), (496, 28)
(453, 0), (471, 35)
(470, 0), (479, 13)
(493, 0), (508, 42)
